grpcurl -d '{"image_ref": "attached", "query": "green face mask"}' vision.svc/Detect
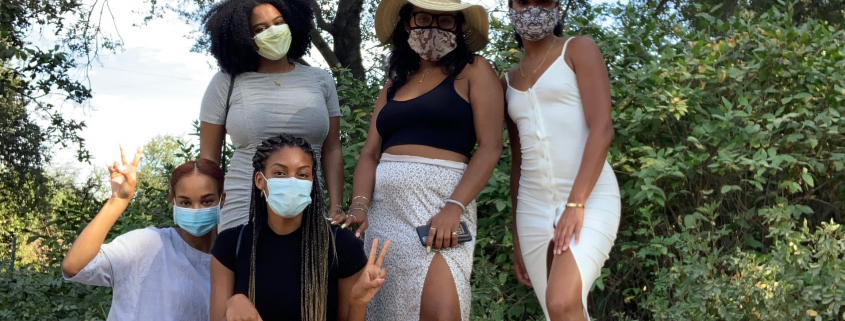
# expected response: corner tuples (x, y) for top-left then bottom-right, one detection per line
(254, 24), (292, 61)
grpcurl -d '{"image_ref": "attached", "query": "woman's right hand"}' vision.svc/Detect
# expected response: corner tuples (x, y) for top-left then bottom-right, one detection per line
(225, 294), (262, 321)
(331, 208), (369, 239)
(512, 245), (532, 287)
(108, 145), (143, 201)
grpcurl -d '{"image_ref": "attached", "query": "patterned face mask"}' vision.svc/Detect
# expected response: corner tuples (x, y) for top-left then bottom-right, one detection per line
(407, 28), (458, 61)
(509, 6), (560, 42)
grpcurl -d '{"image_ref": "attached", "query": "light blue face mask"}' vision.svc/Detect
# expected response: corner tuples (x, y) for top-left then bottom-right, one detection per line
(261, 172), (313, 218)
(173, 204), (219, 237)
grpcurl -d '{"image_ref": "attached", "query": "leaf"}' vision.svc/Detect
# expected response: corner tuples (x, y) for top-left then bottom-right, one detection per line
(495, 201), (506, 212)
(745, 237), (764, 249)
(684, 215), (696, 228)
(794, 92), (813, 100)
(802, 173), (815, 187)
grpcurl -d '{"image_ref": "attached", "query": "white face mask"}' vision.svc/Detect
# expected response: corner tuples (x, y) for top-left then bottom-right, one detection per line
(254, 24), (292, 60)
(407, 28), (458, 61)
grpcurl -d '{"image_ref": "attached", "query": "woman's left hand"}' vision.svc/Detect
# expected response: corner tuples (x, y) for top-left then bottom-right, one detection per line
(553, 206), (584, 255)
(351, 238), (391, 304)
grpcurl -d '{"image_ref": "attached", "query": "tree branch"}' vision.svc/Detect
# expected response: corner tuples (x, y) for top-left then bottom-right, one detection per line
(562, 0), (574, 23)
(309, 0), (334, 34)
(310, 26), (340, 68)
(653, 0), (671, 17)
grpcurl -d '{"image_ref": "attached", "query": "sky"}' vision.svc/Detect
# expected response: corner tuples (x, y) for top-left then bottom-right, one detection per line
(44, 0), (609, 178)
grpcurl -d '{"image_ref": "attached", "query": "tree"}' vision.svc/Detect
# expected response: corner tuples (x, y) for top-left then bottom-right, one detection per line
(0, 0), (118, 257)
(651, 0), (844, 27)
(145, 0), (371, 79)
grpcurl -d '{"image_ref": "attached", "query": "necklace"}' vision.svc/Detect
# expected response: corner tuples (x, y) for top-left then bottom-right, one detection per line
(267, 62), (294, 86)
(519, 37), (559, 78)
(418, 68), (435, 83)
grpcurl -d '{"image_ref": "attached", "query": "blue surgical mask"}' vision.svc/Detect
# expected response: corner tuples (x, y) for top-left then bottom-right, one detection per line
(261, 172), (312, 218)
(173, 204), (219, 237)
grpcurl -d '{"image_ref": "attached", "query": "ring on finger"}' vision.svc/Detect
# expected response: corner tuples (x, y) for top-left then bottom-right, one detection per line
(430, 227), (436, 231)
(349, 214), (357, 221)
(452, 231), (458, 236)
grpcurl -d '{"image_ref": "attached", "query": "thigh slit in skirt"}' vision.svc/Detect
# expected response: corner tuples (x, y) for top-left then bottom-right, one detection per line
(364, 153), (476, 321)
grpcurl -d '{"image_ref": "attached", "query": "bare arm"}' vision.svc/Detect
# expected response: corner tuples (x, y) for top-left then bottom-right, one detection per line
(209, 257), (235, 321)
(61, 198), (130, 277)
(502, 76), (532, 287)
(552, 37), (616, 254)
(343, 82), (391, 237)
(322, 116), (345, 214)
(568, 36), (614, 205)
(337, 270), (365, 321)
(61, 147), (143, 277)
(200, 121), (226, 165)
(444, 59), (505, 210)
(426, 59), (504, 250)
(500, 77), (522, 238)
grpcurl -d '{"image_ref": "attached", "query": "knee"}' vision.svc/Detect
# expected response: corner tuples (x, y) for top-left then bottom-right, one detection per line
(419, 306), (461, 321)
(545, 291), (583, 320)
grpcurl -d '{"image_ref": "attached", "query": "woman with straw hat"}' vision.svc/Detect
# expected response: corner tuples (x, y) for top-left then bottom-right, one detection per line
(331, 0), (503, 319)
(503, 0), (621, 319)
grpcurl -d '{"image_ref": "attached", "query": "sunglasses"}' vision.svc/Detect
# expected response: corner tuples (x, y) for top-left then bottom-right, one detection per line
(410, 12), (457, 31)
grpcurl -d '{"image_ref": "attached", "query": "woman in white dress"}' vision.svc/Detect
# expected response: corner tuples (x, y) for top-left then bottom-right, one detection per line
(503, 0), (621, 319)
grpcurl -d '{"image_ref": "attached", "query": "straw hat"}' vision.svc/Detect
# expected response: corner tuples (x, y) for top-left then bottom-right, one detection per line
(374, 0), (489, 52)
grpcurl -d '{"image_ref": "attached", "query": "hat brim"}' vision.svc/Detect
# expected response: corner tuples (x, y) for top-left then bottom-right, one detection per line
(375, 0), (489, 52)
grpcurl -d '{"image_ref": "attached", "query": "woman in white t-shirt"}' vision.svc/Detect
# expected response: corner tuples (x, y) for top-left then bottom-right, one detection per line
(61, 147), (225, 321)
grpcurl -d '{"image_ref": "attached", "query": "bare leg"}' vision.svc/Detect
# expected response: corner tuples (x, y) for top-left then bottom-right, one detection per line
(545, 247), (586, 321)
(419, 252), (461, 321)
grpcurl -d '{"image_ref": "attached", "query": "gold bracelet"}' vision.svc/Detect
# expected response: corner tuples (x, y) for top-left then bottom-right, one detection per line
(348, 207), (368, 214)
(352, 196), (370, 203)
(565, 202), (585, 208)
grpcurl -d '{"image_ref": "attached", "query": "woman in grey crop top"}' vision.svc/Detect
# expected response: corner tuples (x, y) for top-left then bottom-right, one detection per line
(198, 0), (344, 232)
(335, 1), (504, 320)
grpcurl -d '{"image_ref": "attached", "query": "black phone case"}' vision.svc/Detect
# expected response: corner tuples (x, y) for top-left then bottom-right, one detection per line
(416, 222), (472, 246)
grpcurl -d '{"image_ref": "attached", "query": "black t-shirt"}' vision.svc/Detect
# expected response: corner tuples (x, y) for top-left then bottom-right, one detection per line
(211, 220), (367, 321)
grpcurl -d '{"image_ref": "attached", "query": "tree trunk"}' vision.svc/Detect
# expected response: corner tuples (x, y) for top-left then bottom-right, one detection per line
(310, 0), (366, 79)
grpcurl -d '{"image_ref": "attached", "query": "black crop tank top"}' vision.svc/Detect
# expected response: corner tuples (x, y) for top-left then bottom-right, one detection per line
(376, 76), (476, 158)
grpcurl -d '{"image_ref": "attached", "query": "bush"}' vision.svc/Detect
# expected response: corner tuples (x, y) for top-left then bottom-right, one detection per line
(4, 2), (843, 319)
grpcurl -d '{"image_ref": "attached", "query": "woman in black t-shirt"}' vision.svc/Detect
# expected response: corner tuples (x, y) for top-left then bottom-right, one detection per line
(210, 134), (391, 321)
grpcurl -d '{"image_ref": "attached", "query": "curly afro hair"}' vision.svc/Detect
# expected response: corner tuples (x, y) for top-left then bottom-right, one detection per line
(204, 0), (314, 76)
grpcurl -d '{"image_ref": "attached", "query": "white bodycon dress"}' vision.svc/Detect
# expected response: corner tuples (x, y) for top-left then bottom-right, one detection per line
(505, 37), (621, 320)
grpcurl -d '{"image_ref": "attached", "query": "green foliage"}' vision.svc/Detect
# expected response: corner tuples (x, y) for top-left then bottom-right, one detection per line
(596, 1), (845, 319)
(3, 2), (843, 320)
(0, 264), (110, 321)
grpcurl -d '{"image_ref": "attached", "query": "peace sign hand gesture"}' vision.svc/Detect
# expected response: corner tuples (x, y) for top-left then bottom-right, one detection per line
(351, 238), (392, 304)
(108, 145), (144, 201)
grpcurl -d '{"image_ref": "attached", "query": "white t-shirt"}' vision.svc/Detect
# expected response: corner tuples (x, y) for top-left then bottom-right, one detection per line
(64, 227), (211, 321)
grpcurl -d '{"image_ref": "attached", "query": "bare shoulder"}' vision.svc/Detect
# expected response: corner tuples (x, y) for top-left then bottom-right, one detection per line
(463, 56), (498, 82)
(567, 36), (603, 57)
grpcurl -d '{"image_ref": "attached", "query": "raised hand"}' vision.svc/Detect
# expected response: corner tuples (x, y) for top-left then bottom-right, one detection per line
(108, 145), (143, 200)
(351, 238), (391, 304)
